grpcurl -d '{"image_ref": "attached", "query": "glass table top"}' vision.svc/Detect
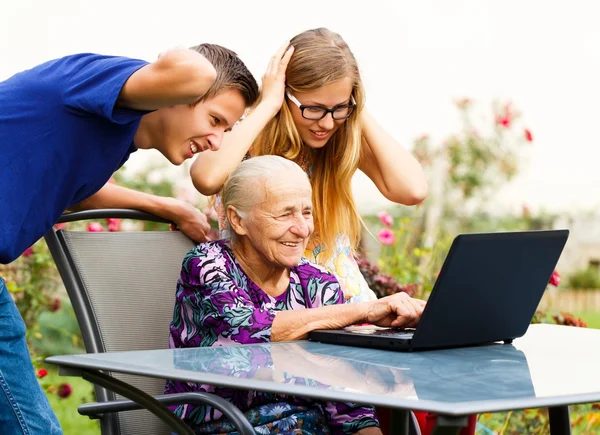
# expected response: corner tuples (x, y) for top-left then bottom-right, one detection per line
(46, 324), (600, 414)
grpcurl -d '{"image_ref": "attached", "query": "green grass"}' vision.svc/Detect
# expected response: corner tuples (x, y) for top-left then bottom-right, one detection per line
(43, 367), (100, 434)
(574, 311), (600, 329)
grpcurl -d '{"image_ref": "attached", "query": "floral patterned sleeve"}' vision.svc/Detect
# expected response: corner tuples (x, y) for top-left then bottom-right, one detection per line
(169, 241), (275, 349)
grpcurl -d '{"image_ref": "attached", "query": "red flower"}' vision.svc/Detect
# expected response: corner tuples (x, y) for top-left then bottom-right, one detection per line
(495, 104), (512, 128)
(524, 128), (533, 142)
(22, 247), (34, 257)
(548, 270), (560, 287)
(106, 218), (122, 232)
(37, 368), (48, 379)
(57, 383), (72, 398)
(377, 228), (395, 246)
(50, 297), (62, 312)
(87, 222), (104, 232)
(54, 223), (66, 230)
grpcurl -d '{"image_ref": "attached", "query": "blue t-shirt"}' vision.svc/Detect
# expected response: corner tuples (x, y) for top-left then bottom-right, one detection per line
(0, 53), (149, 264)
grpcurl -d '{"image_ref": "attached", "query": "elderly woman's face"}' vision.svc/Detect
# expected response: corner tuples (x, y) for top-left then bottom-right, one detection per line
(242, 170), (314, 268)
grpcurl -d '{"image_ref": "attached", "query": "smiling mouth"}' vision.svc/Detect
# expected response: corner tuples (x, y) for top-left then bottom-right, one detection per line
(189, 140), (207, 157)
(310, 130), (330, 139)
(281, 241), (302, 248)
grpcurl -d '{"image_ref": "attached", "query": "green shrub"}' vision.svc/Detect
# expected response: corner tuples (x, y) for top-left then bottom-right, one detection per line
(568, 267), (600, 290)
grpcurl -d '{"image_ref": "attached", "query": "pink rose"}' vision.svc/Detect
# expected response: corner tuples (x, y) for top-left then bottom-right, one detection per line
(106, 218), (121, 232)
(378, 228), (395, 246)
(548, 270), (560, 287)
(87, 222), (104, 232)
(376, 211), (393, 227)
(23, 247), (34, 257)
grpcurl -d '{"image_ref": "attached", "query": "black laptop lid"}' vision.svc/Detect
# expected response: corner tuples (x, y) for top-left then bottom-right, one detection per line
(411, 229), (569, 349)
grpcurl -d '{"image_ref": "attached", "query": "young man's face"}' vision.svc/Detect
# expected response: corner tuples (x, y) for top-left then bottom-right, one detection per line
(159, 89), (246, 165)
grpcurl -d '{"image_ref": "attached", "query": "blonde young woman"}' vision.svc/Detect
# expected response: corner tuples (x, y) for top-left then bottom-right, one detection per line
(191, 28), (428, 302)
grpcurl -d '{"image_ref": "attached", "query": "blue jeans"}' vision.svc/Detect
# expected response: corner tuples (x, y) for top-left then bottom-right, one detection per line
(0, 277), (62, 434)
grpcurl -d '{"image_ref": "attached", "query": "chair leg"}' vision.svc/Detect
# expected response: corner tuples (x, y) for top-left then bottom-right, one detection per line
(548, 406), (571, 435)
(430, 415), (468, 435)
(409, 411), (423, 435)
(81, 369), (195, 435)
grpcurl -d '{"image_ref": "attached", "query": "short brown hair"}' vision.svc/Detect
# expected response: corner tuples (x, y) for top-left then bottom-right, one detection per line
(190, 43), (258, 107)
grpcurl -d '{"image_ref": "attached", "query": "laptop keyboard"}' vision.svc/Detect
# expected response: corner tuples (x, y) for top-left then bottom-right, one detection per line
(348, 327), (415, 339)
(370, 329), (415, 339)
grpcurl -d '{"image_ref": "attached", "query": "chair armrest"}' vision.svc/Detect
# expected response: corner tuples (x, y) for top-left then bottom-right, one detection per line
(57, 209), (171, 224)
(78, 392), (254, 434)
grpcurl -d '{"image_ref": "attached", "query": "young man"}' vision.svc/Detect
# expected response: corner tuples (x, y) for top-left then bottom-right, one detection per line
(0, 43), (259, 434)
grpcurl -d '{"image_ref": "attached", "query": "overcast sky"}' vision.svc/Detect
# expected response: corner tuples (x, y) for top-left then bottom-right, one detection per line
(2, 0), (599, 214)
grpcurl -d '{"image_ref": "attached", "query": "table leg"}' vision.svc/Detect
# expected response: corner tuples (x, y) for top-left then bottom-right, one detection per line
(81, 369), (195, 435)
(549, 406), (572, 435)
(430, 414), (468, 435)
(390, 409), (409, 434)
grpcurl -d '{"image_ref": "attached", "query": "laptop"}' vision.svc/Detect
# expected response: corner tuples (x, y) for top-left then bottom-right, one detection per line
(309, 229), (569, 351)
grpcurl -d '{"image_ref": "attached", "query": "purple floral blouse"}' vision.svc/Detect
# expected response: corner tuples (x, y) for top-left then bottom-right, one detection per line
(165, 240), (379, 434)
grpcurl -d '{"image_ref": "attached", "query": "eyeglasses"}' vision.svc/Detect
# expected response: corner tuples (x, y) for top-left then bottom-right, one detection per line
(286, 91), (356, 120)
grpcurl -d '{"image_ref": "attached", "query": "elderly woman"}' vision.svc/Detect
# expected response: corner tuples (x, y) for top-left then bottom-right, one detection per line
(165, 155), (426, 435)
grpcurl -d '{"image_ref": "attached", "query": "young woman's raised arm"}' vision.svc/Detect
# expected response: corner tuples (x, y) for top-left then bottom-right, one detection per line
(359, 109), (429, 205)
(190, 43), (294, 195)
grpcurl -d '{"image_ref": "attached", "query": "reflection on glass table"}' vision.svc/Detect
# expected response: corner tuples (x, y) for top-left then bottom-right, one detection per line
(47, 324), (600, 435)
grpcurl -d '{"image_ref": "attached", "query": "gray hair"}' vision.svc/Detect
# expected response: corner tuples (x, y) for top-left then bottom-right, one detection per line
(222, 156), (309, 236)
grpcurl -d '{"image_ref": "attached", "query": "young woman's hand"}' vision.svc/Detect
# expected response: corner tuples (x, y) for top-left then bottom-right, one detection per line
(365, 292), (426, 329)
(259, 41), (294, 115)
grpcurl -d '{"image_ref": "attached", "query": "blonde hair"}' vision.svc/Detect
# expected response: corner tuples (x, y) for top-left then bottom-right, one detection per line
(251, 28), (365, 259)
(221, 155), (309, 237)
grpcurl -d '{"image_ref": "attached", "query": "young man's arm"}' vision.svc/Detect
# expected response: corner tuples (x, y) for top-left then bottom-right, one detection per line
(117, 48), (217, 111)
(71, 182), (211, 243)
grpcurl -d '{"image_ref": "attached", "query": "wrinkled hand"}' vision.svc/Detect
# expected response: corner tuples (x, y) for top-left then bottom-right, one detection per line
(168, 200), (212, 243)
(365, 292), (426, 329)
(260, 41), (294, 112)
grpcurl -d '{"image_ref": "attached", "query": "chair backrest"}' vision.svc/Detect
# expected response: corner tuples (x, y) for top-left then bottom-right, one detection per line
(45, 210), (195, 435)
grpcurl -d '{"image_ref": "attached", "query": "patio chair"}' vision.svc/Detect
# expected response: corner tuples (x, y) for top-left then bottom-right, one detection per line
(45, 208), (422, 435)
(44, 209), (254, 435)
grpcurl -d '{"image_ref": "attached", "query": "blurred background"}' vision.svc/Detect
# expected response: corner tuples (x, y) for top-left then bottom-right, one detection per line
(2, 1), (600, 433)
(2, 0), (599, 214)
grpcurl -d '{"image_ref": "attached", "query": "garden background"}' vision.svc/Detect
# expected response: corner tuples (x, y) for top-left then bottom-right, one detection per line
(2, 1), (600, 433)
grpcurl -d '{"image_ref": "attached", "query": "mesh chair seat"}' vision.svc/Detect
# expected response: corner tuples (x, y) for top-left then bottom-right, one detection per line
(60, 229), (194, 435)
